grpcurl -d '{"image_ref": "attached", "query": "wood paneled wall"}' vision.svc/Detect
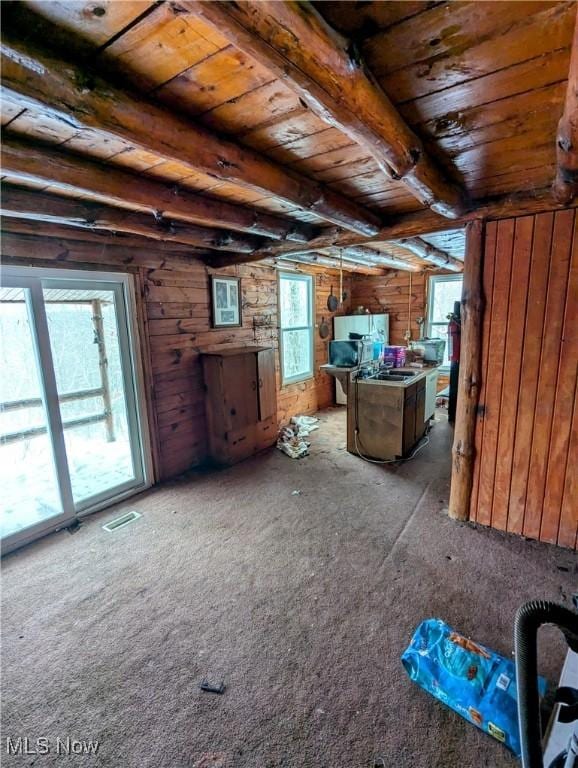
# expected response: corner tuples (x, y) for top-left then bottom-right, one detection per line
(470, 209), (577, 549)
(1, 232), (351, 480)
(350, 270), (427, 345)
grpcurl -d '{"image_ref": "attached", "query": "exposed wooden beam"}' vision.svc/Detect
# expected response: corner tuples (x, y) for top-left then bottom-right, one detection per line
(393, 237), (463, 272)
(209, 242), (417, 271)
(553, 4), (578, 203)
(222, 187), (578, 266)
(449, 220), (485, 522)
(0, 136), (315, 243)
(334, 246), (419, 272)
(0, 185), (269, 253)
(272, 252), (385, 276)
(0, 229), (204, 269)
(0, 217), (203, 255)
(255, 258), (347, 277)
(0, 36), (381, 235)
(183, 0), (466, 219)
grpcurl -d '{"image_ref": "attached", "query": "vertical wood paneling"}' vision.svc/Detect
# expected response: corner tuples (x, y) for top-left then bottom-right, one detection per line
(507, 212), (554, 534)
(477, 218), (515, 528)
(491, 216), (533, 530)
(470, 220), (497, 524)
(523, 210), (573, 540)
(558, 389), (578, 548)
(542, 213), (578, 544)
(472, 207), (577, 550)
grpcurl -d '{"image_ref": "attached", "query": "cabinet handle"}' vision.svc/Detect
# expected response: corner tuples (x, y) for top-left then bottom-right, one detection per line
(251, 380), (257, 391)
(258, 377), (263, 388)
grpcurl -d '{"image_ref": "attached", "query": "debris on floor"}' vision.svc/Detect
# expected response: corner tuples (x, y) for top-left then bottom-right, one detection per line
(401, 618), (546, 757)
(276, 415), (320, 459)
(200, 679), (226, 695)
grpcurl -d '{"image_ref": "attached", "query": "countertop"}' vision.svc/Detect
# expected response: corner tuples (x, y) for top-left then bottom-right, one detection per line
(320, 363), (439, 389)
(357, 366), (439, 389)
(319, 364), (359, 374)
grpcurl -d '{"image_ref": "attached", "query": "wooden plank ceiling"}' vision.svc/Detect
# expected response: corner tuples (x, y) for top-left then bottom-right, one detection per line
(1, 1), (576, 274)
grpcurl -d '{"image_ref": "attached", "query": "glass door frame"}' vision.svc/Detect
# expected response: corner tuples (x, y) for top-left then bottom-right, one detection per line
(1, 266), (153, 554)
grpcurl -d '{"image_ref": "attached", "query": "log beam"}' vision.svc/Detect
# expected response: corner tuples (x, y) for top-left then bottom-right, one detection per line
(183, 0), (466, 219)
(0, 136), (316, 243)
(0, 229), (204, 269)
(0, 217), (203, 255)
(339, 246), (420, 272)
(0, 36), (381, 235)
(448, 220), (485, 522)
(553, 5), (578, 203)
(272, 252), (385, 276)
(0, 185), (269, 253)
(221, 187), (578, 266)
(209, 242), (418, 271)
(393, 237), (463, 272)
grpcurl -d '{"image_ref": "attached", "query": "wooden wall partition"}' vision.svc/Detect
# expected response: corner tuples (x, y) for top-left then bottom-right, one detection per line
(470, 208), (577, 549)
(1, 232), (351, 481)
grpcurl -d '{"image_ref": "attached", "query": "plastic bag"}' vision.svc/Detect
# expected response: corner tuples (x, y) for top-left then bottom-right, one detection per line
(401, 618), (547, 757)
(276, 415), (319, 459)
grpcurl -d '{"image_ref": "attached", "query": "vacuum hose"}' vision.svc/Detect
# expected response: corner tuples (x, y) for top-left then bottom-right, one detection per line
(514, 601), (578, 768)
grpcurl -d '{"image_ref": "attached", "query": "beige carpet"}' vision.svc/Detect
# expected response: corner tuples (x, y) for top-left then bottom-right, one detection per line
(2, 409), (576, 768)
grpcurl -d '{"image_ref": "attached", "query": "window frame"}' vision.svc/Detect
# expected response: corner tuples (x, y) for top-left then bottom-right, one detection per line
(278, 271), (315, 386)
(0, 265), (153, 555)
(426, 273), (463, 372)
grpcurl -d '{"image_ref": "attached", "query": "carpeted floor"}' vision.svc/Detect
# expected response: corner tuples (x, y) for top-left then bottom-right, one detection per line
(2, 408), (576, 768)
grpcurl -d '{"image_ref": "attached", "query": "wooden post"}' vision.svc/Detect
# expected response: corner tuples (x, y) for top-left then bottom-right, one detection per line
(553, 4), (578, 203)
(91, 299), (115, 443)
(448, 219), (485, 521)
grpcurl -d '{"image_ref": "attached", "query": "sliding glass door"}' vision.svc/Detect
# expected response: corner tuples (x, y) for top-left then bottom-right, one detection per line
(0, 283), (71, 539)
(0, 268), (150, 552)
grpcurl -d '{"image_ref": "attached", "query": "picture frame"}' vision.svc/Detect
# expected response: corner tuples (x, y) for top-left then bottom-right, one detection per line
(210, 275), (242, 328)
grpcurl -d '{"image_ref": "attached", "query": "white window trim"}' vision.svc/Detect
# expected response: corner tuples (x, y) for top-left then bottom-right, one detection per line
(0, 265), (153, 555)
(278, 271), (314, 386)
(426, 273), (463, 373)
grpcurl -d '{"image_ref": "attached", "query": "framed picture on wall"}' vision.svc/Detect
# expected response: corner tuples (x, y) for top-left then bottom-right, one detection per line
(210, 275), (242, 328)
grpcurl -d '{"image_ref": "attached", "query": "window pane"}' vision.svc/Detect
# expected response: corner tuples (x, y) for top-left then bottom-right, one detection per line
(43, 289), (136, 504)
(431, 278), (463, 323)
(282, 329), (311, 380)
(0, 288), (63, 538)
(430, 323), (451, 368)
(280, 277), (309, 329)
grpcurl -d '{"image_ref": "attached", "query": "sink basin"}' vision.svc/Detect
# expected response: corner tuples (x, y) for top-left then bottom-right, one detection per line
(371, 371), (416, 381)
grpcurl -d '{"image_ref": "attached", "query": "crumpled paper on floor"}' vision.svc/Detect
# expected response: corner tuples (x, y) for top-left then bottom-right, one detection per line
(276, 415), (319, 459)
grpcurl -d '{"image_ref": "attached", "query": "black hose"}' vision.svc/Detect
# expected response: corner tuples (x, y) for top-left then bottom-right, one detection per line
(514, 601), (578, 768)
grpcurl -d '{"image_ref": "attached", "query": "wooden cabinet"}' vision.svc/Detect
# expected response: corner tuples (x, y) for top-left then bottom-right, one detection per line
(201, 346), (277, 465)
(347, 373), (428, 461)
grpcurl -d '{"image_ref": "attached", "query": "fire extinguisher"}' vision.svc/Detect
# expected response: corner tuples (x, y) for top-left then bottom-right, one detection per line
(448, 313), (461, 362)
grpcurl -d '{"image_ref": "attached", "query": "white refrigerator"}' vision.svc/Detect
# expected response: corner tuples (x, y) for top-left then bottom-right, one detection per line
(333, 314), (389, 404)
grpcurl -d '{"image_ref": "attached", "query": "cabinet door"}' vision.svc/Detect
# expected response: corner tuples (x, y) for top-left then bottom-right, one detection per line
(424, 370), (438, 421)
(256, 348), (277, 421)
(415, 382), (426, 442)
(222, 353), (258, 431)
(403, 392), (417, 455)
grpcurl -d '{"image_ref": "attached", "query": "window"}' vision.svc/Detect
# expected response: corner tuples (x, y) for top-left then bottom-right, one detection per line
(427, 274), (463, 370)
(0, 266), (151, 552)
(278, 272), (314, 385)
